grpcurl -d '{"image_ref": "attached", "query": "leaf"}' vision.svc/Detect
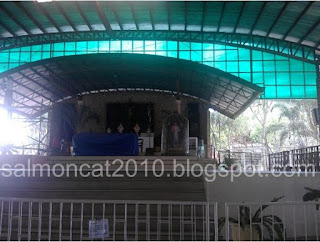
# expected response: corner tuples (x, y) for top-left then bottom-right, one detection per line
(252, 196), (284, 221)
(263, 215), (285, 240)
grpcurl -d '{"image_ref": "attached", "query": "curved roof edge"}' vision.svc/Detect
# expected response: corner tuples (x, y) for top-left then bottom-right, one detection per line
(0, 53), (264, 119)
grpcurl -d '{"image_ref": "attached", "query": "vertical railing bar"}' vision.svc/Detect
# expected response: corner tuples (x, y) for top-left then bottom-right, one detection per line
(48, 202), (52, 241)
(146, 204), (150, 241)
(28, 202), (32, 241)
(261, 205), (263, 240)
(194, 204), (197, 241)
(59, 203), (63, 241)
(238, 205), (241, 240)
(91, 203), (94, 241)
(315, 204), (319, 241)
(293, 205), (297, 241)
(226, 204), (230, 241)
(304, 205), (307, 241)
(180, 204), (184, 241)
(282, 203), (286, 241)
(18, 201), (22, 241)
(169, 204), (172, 241)
(102, 203), (105, 241)
(214, 203), (219, 241)
(113, 204), (116, 241)
(191, 205), (194, 241)
(70, 203), (73, 241)
(80, 203), (83, 241)
(202, 205), (205, 240)
(124, 203), (127, 241)
(135, 204), (138, 241)
(38, 202), (42, 241)
(0, 201), (3, 239)
(7, 201), (12, 241)
(249, 205), (252, 241)
(272, 205), (274, 241)
(157, 204), (160, 241)
(206, 203), (210, 241)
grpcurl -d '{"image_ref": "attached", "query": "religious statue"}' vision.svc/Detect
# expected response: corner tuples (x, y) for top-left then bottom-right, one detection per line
(117, 123), (124, 133)
(161, 113), (189, 155)
(134, 123), (140, 135)
(161, 98), (189, 155)
(171, 122), (180, 147)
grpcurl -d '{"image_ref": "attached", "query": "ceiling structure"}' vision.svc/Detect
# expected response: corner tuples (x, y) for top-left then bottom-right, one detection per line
(0, 53), (263, 118)
(0, 1), (319, 117)
(0, 1), (319, 59)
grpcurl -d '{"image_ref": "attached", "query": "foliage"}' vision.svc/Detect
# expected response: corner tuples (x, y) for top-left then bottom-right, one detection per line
(210, 100), (318, 153)
(218, 196), (285, 240)
(303, 187), (320, 210)
(0, 144), (18, 155)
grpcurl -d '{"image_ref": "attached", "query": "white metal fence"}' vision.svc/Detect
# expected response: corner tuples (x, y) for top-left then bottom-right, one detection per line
(1, 197), (320, 241)
(223, 201), (320, 241)
(0, 197), (218, 241)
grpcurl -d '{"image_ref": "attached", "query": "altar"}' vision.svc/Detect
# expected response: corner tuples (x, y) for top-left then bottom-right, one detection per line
(50, 92), (211, 158)
(72, 133), (139, 156)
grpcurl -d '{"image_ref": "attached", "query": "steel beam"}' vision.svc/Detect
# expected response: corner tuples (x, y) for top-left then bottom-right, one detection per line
(233, 2), (246, 34)
(75, 2), (93, 31)
(0, 5), (32, 35)
(110, 2), (123, 30)
(0, 31), (316, 63)
(249, 2), (267, 35)
(298, 19), (320, 45)
(281, 2), (314, 41)
(148, 2), (155, 31)
(0, 21), (16, 37)
(217, 2), (226, 32)
(94, 1), (114, 37)
(13, 2), (47, 34)
(201, 2), (207, 32)
(266, 2), (289, 37)
(34, 1), (62, 33)
(129, 3), (138, 30)
(54, 1), (77, 32)
(166, 2), (171, 31)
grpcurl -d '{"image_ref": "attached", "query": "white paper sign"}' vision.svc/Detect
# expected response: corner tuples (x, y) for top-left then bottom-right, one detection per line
(89, 219), (109, 239)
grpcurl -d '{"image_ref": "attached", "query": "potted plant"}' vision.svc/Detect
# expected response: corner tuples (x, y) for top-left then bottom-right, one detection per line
(224, 157), (239, 170)
(218, 196), (285, 241)
(303, 187), (320, 210)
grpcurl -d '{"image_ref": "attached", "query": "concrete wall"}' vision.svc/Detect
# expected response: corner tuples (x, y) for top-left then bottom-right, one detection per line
(205, 172), (320, 239)
(205, 172), (320, 203)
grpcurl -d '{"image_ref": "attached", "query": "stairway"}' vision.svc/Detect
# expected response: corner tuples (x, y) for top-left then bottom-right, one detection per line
(0, 156), (214, 201)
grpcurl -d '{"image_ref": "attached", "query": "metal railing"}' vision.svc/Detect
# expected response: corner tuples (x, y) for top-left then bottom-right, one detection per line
(224, 201), (320, 241)
(2, 197), (320, 241)
(268, 145), (320, 171)
(0, 197), (218, 241)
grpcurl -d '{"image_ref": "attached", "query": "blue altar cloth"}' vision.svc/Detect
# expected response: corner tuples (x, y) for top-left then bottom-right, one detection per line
(72, 133), (139, 156)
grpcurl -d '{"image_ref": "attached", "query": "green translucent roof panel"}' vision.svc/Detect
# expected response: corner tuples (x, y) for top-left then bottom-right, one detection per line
(0, 40), (316, 99)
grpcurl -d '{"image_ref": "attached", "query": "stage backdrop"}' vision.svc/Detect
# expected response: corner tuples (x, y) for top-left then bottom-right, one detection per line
(106, 103), (154, 133)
